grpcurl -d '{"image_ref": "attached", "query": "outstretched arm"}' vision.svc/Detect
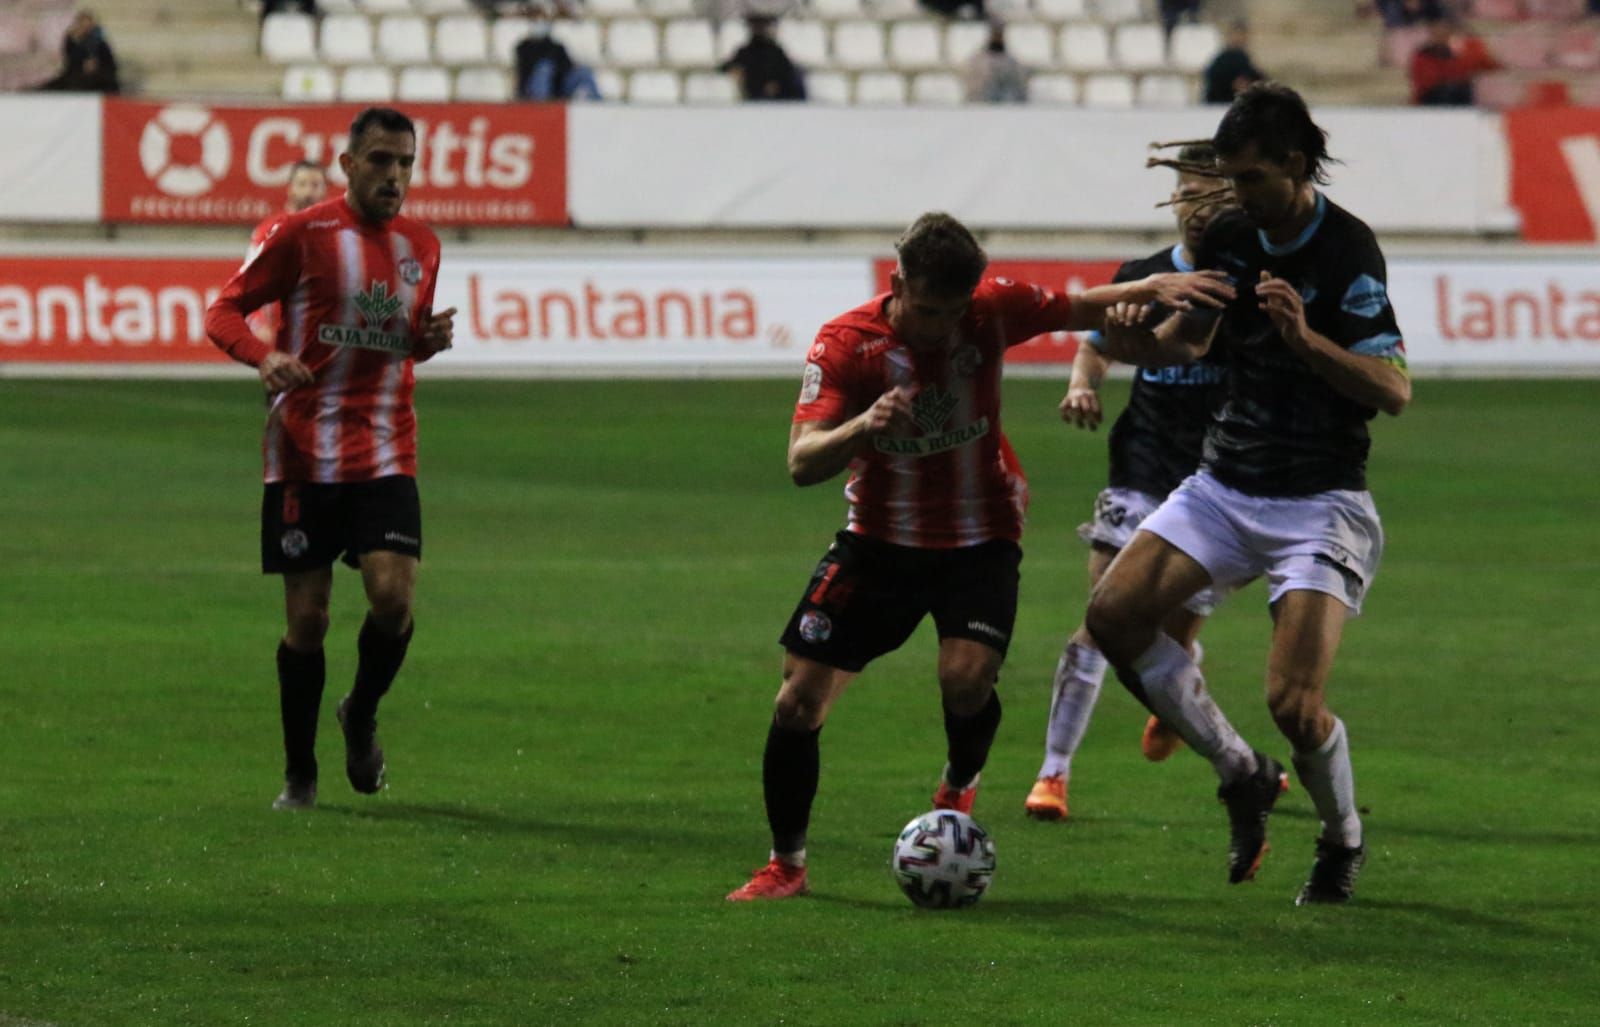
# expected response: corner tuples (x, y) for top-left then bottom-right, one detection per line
(1065, 271), (1235, 331)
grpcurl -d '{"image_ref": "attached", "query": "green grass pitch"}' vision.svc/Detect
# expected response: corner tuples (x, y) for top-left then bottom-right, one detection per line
(1, 377), (1596, 1026)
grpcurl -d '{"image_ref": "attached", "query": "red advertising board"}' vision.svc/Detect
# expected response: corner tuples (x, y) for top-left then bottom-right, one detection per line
(101, 100), (567, 227)
(1505, 107), (1600, 243)
(872, 258), (1123, 363)
(0, 256), (236, 362)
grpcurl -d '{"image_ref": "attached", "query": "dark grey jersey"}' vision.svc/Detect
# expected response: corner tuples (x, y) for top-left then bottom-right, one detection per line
(1194, 194), (1406, 496)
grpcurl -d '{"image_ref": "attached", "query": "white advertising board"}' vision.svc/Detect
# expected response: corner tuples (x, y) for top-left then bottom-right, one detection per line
(0, 96), (102, 222)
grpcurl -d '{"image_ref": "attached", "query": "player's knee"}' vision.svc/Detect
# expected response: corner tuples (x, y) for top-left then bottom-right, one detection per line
(1084, 590), (1141, 663)
(773, 688), (828, 730)
(937, 665), (993, 714)
(1266, 681), (1325, 747)
(366, 587), (412, 633)
(285, 608), (329, 648)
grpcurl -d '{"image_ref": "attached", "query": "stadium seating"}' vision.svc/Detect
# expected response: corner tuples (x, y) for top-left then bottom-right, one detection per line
(321, 14), (376, 64)
(594, 67), (625, 99)
(855, 69), (909, 104)
(587, 0), (642, 15)
(716, 20), (751, 62)
(684, 70), (738, 102)
(491, 17), (532, 64)
(1168, 22), (1220, 73)
(1092, 0), (1143, 24)
(944, 21), (990, 64)
(417, 0), (475, 12)
(1553, 26), (1600, 71)
(1522, 0), (1586, 18)
(1113, 23), (1167, 73)
(644, 0), (697, 16)
(377, 15), (431, 64)
(777, 21), (830, 67)
(1082, 71), (1135, 106)
(1060, 23), (1112, 71)
(262, 13), (317, 63)
(834, 22), (888, 70)
(434, 16), (488, 64)
(888, 22), (943, 70)
(551, 21), (604, 66)
(360, 0), (416, 13)
(910, 70), (964, 104)
(1029, 72), (1080, 104)
(807, 69), (852, 103)
(813, 0), (867, 19)
(1470, 0), (1522, 17)
(1034, 0), (1091, 21)
(629, 68), (683, 102)
(283, 64), (338, 101)
(318, 0), (362, 13)
(606, 19), (662, 69)
(1137, 72), (1191, 106)
(663, 20), (718, 68)
(397, 64), (452, 100)
(1489, 27), (1553, 71)
(1007, 24), (1056, 67)
(455, 66), (511, 100)
(340, 65), (396, 100)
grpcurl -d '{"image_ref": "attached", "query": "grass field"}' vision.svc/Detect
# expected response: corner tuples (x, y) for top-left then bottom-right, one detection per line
(2, 376), (1597, 1026)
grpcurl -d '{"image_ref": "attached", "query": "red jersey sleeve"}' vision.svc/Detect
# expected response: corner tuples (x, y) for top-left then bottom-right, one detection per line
(792, 330), (859, 426)
(205, 216), (303, 368)
(982, 276), (1074, 348)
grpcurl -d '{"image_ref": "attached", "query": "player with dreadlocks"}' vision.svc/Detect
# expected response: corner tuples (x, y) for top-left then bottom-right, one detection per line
(1085, 83), (1410, 905)
(1022, 141), (1291, 823)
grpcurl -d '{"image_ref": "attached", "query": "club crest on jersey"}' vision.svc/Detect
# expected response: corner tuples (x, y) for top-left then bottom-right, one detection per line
(951, 344), (983, 378)
(397, 258), (423, 287)
(280, 529), (309, 558)
(911, 388), (959, 434)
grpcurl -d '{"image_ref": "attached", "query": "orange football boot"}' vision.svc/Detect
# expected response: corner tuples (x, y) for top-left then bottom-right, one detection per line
(1141, 715), (1186, 762)
(725, 858), (809, 902)
(1023, 775), (1068, 821)
(932, 773), (979, 814)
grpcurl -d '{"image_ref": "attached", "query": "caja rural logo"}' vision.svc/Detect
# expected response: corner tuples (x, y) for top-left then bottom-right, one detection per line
(138, 104), (232, 198)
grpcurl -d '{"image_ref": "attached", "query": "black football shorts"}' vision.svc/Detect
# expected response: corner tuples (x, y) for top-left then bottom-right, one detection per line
(779, 530), (1021, 673)
(261, 475), (422, 574)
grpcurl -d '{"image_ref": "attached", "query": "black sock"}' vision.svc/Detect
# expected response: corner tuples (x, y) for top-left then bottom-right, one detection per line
(763, 719), (821, 856)
(348, 615), (413, 720)
(943, 690), (1002, 789)
(276, 641), (325, 781)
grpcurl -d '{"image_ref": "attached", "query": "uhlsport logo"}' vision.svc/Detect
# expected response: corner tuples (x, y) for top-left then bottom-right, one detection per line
(139, 105), (232, 198)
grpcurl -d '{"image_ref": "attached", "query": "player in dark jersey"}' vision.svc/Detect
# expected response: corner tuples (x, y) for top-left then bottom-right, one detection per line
(725, 212), (1236, 902)
(1023, 143), (1240, 822)
(1086, 84), (1411, 905)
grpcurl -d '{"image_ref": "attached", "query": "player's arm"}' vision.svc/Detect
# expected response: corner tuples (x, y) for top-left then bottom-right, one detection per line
(788, 386), (914, 486)
(1257, 271), (1411, 416)
(411, 249), (455, 363)
(1096, 299), (1221, 367)
(1064, 271), (1235, 331)
(1060, 332), (1112, 430)
(205, 221), (312, 390)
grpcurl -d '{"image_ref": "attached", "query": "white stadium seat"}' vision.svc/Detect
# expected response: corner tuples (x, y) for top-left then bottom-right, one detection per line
(643, 0), (697, 16)
(716, 20), (751, 62)
(340, 65), (396, 100)
(262, 13), (317, 63)
(435, 16), (489, 64)
(454, 66), (510, 100)
(944, 21), (989, 64)
(1028, 71), (1079, 103)
(1169, 22), (1220, 72)
(594, 67), (626, 100)
(1033, 0), (1089, 19)
(832, 21), (887, 70)
(491, 17), (532, 65)
(888, 22), (941, 69)
(321, 14), (376, 64)
(684, 70), (739, 102)
(663, 20), (718, 68)
(869, 0), (921, 18)
(1136, 72), (1191, 106)
(1092, 0), (1143, 22)
(416, 0), (473, 11)
(552, 21), (604, 66)
(1059, 23), (1110, 70)
(606, 19), (662, 69)
(282, 63), (338, 101)
(1113, 22), (1166, 71)
(359, 0), (414, 12)
(397, 65), (452, 100)
(317, 0), (361, 12)
(587, 0), (642, 15)
(629, 69), (683, 103)
(910, 70), (963, 104)
(776, 21), (829, 67)
(854, 69), (907, 104)
(377, 15), (431, 63)
(1007, 23), (1054, 66)
(812, 0), (866, 18)
(1082, 70), (1134, 106)
(806, 68), (850, 103)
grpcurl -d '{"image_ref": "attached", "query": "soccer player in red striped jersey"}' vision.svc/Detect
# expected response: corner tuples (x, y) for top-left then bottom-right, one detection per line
(727, 212), (1235, 900)
(245, 159), (329, 346)
(205, 107), (456, 811)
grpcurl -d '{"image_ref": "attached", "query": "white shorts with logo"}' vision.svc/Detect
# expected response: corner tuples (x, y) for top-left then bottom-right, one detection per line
(1078, 486), (1230, 617)
(1139, 471), (1384, 615)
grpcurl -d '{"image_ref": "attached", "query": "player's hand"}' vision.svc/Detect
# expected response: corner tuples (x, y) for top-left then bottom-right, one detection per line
(414, 307), (456, 363)
(1059, 384), (1102, 430)
(1256, 272), (1309, 347)
(258, 351), (314, 394)
(1142, 271), (1235, 311)
(860, 385), (916, 436)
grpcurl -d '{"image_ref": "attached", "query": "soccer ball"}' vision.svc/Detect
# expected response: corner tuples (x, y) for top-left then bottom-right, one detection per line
(890, 810), (996, 909)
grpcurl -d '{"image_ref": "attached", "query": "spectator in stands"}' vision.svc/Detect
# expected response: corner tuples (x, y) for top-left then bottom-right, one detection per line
(1159, 0), (1202, 39)
(922, 0), (985, 18)
(720, 15), (806, 102)
(1363, 0), (1447, 29)
(1202, 21), (1264, 105)
(1409, 15), (1498, 106)
(260, 0), (317, 23)
(964, 23), (1027, 104)
(38, 10), (118, 94)
(514, 15), (601, 100)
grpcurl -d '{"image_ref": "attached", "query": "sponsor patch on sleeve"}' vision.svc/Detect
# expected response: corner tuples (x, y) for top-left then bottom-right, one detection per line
(799, 361), (823, 404)
(1341, 274), (1390, 319)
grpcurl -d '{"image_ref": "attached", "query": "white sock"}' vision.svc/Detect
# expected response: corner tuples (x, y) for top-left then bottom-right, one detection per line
(1292, 717), (1362, 848)
(772, 848), (806, 868)
(1130, 634), (1254, 783)
(1037, 641), (1107, 779)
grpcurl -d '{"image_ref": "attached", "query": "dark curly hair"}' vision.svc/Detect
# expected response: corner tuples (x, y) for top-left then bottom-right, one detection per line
(1213, 83), (1336, 186)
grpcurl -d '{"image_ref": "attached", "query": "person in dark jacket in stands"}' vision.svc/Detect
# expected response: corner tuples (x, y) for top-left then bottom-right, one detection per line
(39, 9), (119, 94)
(1202, 21), (1264, 105)
(720, 15), (806, 102)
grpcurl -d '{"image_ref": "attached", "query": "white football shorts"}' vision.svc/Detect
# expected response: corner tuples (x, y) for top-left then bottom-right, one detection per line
(1078, 486), (1230, 617)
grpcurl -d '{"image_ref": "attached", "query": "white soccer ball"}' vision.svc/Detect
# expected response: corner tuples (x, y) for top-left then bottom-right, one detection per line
(890, 810), (996, 909)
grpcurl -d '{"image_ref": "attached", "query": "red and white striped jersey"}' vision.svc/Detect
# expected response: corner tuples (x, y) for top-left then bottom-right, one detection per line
(793, 277), (1074, 549)
(206, 195), (442, 485)
(244, 212), (289, 344)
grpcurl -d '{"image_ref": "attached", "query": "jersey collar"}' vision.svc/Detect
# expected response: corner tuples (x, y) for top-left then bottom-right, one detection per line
(1257, 191), (1326, 257)
(1170, 243), (1195, 273)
